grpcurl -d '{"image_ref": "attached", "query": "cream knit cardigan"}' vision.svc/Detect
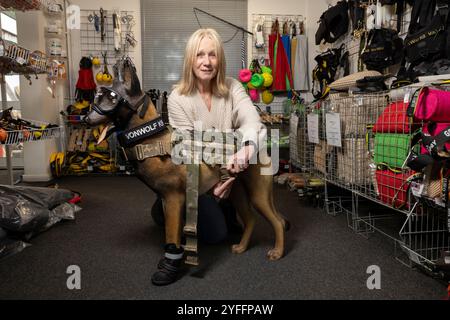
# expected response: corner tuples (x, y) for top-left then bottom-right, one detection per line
(168, 77), (266, 147)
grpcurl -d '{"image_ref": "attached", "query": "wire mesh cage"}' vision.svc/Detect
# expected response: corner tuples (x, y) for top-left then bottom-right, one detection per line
(0, 38), (49, 75)
(0, 0), (42, 11)
(308, 85), (450, 272)
(0, 119), (61, 145)
(289, 103), (315, 172)
(399, 205), (450, 272)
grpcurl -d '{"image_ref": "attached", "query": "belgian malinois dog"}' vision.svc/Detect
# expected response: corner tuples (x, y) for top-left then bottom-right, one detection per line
(85, 58), (288, 285)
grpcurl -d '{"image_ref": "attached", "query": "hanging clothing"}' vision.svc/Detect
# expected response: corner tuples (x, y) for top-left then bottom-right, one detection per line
(75, 57), (97, 102)
(269, 32), (293, 92)
(291, 37), (298, 84)
(281, 35), (292, 69)
(293, 34), (310, 91)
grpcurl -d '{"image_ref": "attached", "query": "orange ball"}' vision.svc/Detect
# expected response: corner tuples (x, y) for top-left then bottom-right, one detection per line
(22, 129), (30, 140)
(0, 129), (8, 143)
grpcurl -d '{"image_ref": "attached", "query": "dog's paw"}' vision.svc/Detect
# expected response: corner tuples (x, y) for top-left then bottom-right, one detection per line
(231, 244), (247, 254)
(266, 248), (283, 261)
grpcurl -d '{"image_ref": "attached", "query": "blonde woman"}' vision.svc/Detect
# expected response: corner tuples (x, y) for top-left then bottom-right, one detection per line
(151, 28), (265, 285)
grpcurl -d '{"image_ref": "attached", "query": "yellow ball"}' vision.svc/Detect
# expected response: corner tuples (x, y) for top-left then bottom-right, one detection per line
(92, 57), (101, 66)
(96, 72), (103, 82)
(102, 73), (110, 82)
(262, 90), (274, 104)
(262, 73), (273, 87)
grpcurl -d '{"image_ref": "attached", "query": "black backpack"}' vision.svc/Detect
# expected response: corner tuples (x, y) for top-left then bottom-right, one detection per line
(360, 28), (404, 72)
(404, 0), (450, 65)
(312, 46), (348, 99)
(315, 1), (349, 45)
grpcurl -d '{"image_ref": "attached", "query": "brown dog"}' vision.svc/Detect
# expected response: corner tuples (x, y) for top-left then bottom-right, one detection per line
(85, 59), (287, 266)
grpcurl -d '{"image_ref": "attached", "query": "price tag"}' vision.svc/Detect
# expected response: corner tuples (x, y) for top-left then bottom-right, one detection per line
(357, 97), (363, 106)
(87, 165), (93, 171)
(404, 90), (411, 104)
(119, 166), (125, 171)
(16, 57), (26, 65)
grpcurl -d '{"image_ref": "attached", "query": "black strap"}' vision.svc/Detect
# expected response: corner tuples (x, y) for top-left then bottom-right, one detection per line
(406, 87), (423, 118)
(396, 0), (404, 32)
(118, 117), (166, 147)
(409, 0), (437, 33)
(422, 124), (450, 157)
(407, 123), (450, 171)
(139, 94), (150, 119)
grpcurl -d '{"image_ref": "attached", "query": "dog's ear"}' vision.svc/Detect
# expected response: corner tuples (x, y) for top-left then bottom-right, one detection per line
(123, 60), (141, 96)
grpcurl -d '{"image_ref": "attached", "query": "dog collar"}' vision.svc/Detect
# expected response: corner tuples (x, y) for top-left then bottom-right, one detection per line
(118, 117), (166, 147)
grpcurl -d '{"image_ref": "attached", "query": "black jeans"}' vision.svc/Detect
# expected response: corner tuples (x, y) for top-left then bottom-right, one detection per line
(151, 194), (240, 245)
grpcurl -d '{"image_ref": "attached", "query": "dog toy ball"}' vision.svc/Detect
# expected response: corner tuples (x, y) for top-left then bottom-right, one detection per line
(0, 129), (7, 143)
(247, 82), (256, 90)
(250, 73), (264, 89)
(239, 69), (252, 83)
(262, 73), (273, 87)
(92, 57), (101, 66)
(262, 90), (274, 104)
(261, 66), (272, 75)
(96, 72), (103, 82)
(249, 89), (259, 102)
(22, 129), (31, 140)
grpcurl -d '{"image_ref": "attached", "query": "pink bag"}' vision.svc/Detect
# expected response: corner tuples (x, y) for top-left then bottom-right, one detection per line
(420, 122), (450, 155)
(414, 87), (450, 122)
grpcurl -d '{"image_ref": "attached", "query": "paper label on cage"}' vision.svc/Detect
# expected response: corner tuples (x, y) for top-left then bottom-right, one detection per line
(120, 166), (125, 171)
(403, 91), (410, 104)
(16, 57), (26, 65)
(87, 166), (93, 171)
(325, 113), (342, 147)
(307, 114), (319, 144)
(410, 182), (424, 197)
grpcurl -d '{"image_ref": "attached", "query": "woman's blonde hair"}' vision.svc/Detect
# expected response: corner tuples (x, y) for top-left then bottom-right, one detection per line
(176, 28), (229, 98)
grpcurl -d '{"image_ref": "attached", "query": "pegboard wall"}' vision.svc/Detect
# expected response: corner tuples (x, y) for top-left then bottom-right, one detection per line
(251, 13), (306, 65)
(316, 3), (412, 77)
(79, 9), (136, 69)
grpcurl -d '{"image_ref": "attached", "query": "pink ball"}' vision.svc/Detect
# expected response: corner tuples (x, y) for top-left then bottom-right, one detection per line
(239, 69), (252, 83)
(249, 89), (259, 102)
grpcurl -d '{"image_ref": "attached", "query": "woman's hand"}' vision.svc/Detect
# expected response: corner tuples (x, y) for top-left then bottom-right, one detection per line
(212, 177), (235, 200)
(226, 144), (256, 174)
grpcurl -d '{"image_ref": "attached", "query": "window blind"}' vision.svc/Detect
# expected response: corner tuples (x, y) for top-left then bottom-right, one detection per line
(141, 0), (248, 92)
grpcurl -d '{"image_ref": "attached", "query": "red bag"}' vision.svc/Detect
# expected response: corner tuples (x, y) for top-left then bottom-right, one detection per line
(373, 101), (416, 134)
(375, 170), (412, 209)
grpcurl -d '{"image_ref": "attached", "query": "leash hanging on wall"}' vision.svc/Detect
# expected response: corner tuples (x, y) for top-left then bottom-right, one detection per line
(193, 7), (253, 69)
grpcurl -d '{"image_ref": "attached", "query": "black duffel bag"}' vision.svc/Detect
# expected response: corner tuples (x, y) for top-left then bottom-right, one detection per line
(360, 28), (404, 71)
(404, 0), (450, 65)
(315, 1), (349, 45)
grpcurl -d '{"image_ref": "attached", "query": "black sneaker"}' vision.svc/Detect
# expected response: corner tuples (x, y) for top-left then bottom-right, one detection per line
(151, 244), (184, 286)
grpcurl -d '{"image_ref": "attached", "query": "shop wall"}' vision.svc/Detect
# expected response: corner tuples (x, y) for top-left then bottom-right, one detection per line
(247, 0), (307, 67)
(247, 0), (329, 101)
(16, 9), (65, 181)
(69, 0), (142, 84)
(305, 0), (333, 101)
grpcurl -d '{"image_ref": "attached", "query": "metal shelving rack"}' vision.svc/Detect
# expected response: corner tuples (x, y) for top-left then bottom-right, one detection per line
(0, 1), (63, 184)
